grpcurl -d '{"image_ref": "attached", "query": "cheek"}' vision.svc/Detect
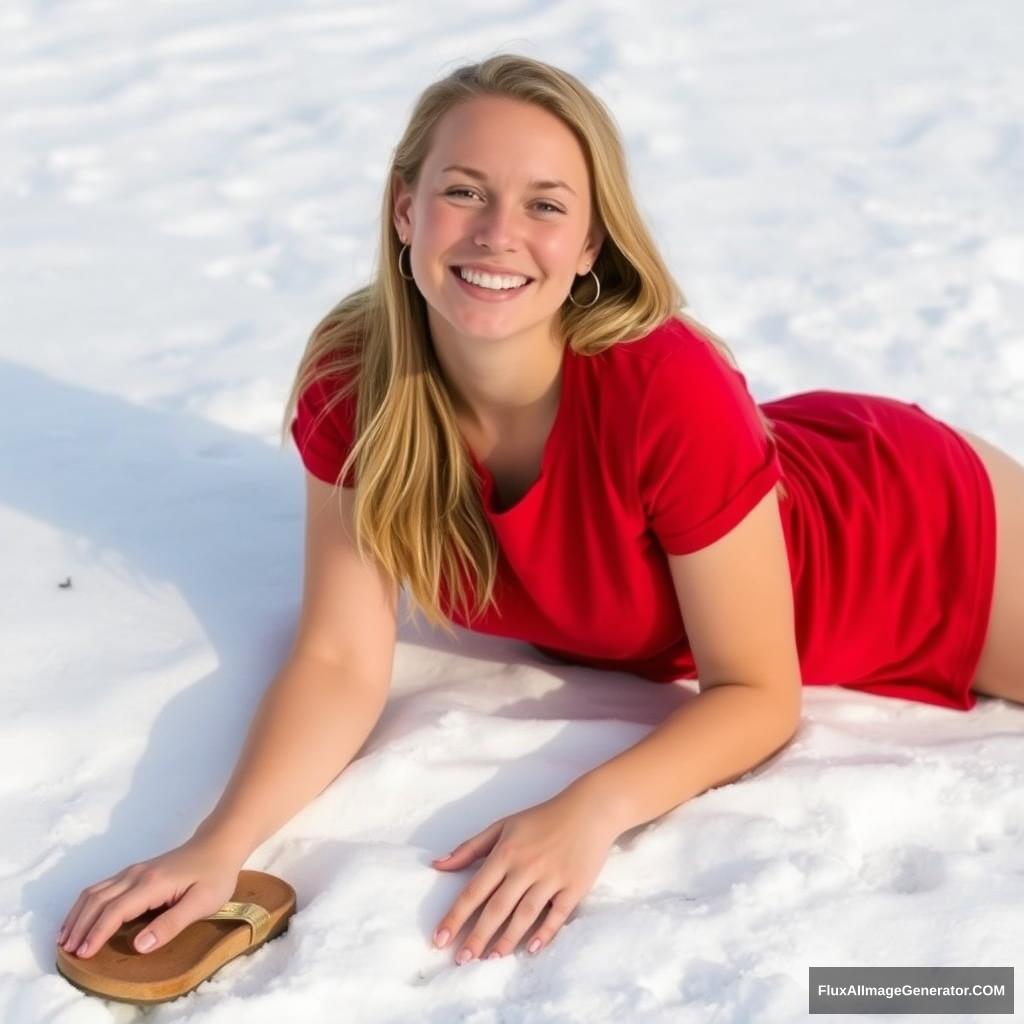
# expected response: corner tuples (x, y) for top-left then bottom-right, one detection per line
(537, 230), (590, 278)
(416, 202), (461, 245)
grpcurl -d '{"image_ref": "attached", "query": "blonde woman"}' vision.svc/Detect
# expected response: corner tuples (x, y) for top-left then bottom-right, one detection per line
(60, 55), (1024, 979)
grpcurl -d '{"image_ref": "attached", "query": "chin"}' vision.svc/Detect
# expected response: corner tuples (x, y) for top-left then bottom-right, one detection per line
(447, 311), (529, 342)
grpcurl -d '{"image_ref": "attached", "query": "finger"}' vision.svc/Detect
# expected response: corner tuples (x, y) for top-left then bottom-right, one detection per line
(75, 877), (215, 960)
(60, 879), (114, 946)
(453, 873), (535, 964)
(60, 875), (134, 953)
(523, 888), (578, 956)
(71, 863), (202, 960)
(72, 880), (177, 960)
(485, 883), (557, 959)
(432, 821), (503, 871)
(59, 875), (120, 940)
(127, 884), (223, 955)
(431, 860), (506, 952)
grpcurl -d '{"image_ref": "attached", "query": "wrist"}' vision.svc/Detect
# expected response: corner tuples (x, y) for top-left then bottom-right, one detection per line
(189, 815), (259, 865)
(564, 768), (642, 838)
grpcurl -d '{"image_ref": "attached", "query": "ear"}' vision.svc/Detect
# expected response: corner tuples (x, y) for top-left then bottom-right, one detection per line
(578, 226), (605, 275)
(392, 175), (415, 241)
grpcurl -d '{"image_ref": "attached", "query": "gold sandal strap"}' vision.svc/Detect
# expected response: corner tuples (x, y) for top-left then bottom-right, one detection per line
(204, 900), (273, 944)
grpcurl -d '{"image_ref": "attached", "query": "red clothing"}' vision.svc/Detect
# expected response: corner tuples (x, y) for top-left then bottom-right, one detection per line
(292, 318), (995, 710)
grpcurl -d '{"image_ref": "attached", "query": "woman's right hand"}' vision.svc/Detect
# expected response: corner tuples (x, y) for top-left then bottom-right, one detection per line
(57, 836), (245, 960)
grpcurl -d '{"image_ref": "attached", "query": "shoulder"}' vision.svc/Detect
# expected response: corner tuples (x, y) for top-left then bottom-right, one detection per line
(610, 321), (779, 553)
(291, 346), (362, 485)
(577, 317), (729, 381)
(571, 316), (745, 407)
(296, 352), (359, 426)
(598, 316), (767, 454)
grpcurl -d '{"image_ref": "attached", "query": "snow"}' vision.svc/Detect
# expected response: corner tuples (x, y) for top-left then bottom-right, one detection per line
(2, 1), (1022, 1021)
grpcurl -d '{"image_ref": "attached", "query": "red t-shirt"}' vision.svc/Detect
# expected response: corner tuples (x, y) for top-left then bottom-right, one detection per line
(293, 318), (995, 710)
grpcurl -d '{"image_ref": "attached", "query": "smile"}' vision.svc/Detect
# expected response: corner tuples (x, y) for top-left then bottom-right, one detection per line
(457, 267), (531, 291)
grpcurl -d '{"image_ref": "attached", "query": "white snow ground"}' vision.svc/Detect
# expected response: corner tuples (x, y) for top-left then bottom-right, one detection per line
(1, 1), (1022, 1022)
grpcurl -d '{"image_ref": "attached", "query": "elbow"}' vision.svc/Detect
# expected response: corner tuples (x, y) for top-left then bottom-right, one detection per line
(772, 679), (803, 750)
(744, 674), (801, 754)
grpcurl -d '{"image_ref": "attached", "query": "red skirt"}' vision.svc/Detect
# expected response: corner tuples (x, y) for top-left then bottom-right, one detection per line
(765, 391), (996, 710)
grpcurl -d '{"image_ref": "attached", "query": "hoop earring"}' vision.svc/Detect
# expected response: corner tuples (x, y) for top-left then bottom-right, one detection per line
(398, 244), (415, 282)
(568, 268), (601, 309)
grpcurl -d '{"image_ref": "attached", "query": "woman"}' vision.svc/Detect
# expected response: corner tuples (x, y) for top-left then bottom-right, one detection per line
(60, 54), (1024, 973)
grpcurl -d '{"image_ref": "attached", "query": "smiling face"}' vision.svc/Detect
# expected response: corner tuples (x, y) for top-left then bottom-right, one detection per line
(393, 96), (603, 357)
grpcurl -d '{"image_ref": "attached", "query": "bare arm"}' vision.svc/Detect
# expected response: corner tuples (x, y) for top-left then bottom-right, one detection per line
(60, 473), (397, 957)
(432, 489), (802, 961)
(194, 475), (399, 859)
(569, 488), (802, 832)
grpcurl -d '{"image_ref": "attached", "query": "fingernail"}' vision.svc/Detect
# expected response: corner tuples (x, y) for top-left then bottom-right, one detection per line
(76, 940), (89, 957)
(433, 928), (450, 949)
(487, 951), (501, 960)
(135, 931), (156, 953)
(435, 852), (453, 862)
(455, 948), (473, 966)
(56, 925), (66, 944)
(527, 938), (542, 955)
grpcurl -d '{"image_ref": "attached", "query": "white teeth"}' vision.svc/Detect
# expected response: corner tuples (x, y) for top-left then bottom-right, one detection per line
(459, 267), (528, 290)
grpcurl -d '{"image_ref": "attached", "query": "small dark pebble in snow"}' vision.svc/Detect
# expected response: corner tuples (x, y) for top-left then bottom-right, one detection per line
(58, 578), (72, 589)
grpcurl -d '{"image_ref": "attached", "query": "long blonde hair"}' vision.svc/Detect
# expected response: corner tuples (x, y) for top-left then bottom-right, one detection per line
(285, 54), (740, 626)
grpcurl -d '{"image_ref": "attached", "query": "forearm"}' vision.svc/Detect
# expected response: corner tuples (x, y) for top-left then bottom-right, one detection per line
(570, 681), (800, 834)
(192, 651), (392, 860)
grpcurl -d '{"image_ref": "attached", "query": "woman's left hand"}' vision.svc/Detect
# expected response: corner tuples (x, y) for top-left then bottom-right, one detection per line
(430, 782), (621, 962)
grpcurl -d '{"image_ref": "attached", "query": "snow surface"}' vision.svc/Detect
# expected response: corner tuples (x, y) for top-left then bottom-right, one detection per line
(2, 1), (1022, 1022)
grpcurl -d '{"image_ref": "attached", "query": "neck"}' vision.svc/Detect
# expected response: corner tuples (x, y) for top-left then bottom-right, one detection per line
(428, 317), (565, 430)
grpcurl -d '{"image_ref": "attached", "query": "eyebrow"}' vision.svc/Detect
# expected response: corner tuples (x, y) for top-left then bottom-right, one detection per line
(440, 164), (578, 197)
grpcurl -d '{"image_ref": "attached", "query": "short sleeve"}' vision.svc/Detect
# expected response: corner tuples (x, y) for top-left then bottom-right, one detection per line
(290, 368), (358, 487)
(638, 324), (781, 554)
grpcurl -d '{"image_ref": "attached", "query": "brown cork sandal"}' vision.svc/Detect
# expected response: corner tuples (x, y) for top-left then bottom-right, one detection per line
(55, 870), (296, 1004)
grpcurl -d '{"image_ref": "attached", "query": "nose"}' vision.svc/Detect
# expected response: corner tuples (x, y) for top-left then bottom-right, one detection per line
(472, 201), (518, 251)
